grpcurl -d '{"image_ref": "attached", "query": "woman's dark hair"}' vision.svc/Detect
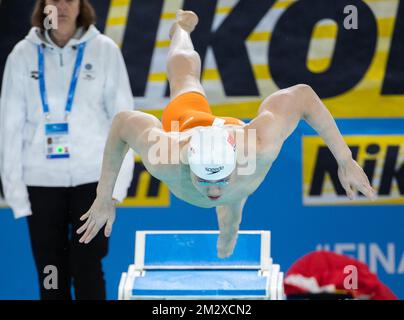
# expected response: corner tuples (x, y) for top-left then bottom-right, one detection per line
(31, 0), (96, 31)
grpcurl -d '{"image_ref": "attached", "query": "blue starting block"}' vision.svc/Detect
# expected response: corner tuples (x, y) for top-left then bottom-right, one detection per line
(118, 230), (285, 300)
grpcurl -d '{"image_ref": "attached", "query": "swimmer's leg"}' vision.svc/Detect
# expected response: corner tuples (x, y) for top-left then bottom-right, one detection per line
(215, 198), (247, 258)
(167, 10), (205, 99)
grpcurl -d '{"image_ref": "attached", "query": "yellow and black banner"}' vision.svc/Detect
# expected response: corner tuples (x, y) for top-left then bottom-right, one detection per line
(303, 135), (404, 205)
(1, 0), (404, 119)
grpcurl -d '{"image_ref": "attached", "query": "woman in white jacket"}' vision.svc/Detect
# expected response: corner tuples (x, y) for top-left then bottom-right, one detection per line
(0, 0), (134, 300)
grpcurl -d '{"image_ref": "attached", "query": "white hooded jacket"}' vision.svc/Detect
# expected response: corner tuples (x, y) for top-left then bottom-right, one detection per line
(0, 25), (135, 218)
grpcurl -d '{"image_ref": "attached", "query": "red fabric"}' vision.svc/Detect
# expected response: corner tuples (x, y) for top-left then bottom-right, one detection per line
(284, 251), (397, 300)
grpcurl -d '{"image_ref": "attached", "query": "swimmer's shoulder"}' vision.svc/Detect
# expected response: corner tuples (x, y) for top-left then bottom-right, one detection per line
(243, 116), (284, 163)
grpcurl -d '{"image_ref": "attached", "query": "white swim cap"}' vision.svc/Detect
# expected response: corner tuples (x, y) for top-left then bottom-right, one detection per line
(187, 120), (237, 181)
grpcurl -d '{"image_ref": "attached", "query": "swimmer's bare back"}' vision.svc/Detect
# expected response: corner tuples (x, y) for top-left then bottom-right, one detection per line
(123, 116), (270, 209)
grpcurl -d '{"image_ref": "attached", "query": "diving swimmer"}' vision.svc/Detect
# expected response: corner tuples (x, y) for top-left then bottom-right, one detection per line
(77, 10), (376, 258)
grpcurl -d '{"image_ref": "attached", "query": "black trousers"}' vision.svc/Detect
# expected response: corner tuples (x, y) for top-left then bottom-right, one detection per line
(27, 183), (108, 300)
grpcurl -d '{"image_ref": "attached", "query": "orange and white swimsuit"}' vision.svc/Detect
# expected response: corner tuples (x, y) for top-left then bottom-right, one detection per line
(162, 92), (245, 132)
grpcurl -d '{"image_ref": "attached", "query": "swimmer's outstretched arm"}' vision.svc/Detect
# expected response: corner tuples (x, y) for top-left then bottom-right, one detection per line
(77, 110), (162, 243)
(215, 197), (247, 258)
(255, 84), (376, 201)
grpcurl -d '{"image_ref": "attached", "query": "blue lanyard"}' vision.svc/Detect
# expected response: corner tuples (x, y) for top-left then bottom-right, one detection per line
(38, 42), (86, 120)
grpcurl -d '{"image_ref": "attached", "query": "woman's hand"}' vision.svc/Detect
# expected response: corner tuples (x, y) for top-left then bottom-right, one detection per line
(76, 197), (117, 244)
(338, 158), (377, 201)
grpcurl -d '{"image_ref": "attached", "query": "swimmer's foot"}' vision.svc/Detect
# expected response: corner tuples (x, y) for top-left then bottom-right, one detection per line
(169, 9), (199, 39)
(177, 9), (199, 32)
(217, 231), (238, 259)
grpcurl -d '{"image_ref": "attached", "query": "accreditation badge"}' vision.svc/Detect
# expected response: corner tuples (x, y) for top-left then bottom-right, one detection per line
(45, 122), (70, 159)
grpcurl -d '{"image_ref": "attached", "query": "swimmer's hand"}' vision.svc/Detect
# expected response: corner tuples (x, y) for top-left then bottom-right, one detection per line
(217, 232), (238, 259)
(77, 197), (118, 244)
(338, 158), (377, 201)
(216, 202), (245, 259)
